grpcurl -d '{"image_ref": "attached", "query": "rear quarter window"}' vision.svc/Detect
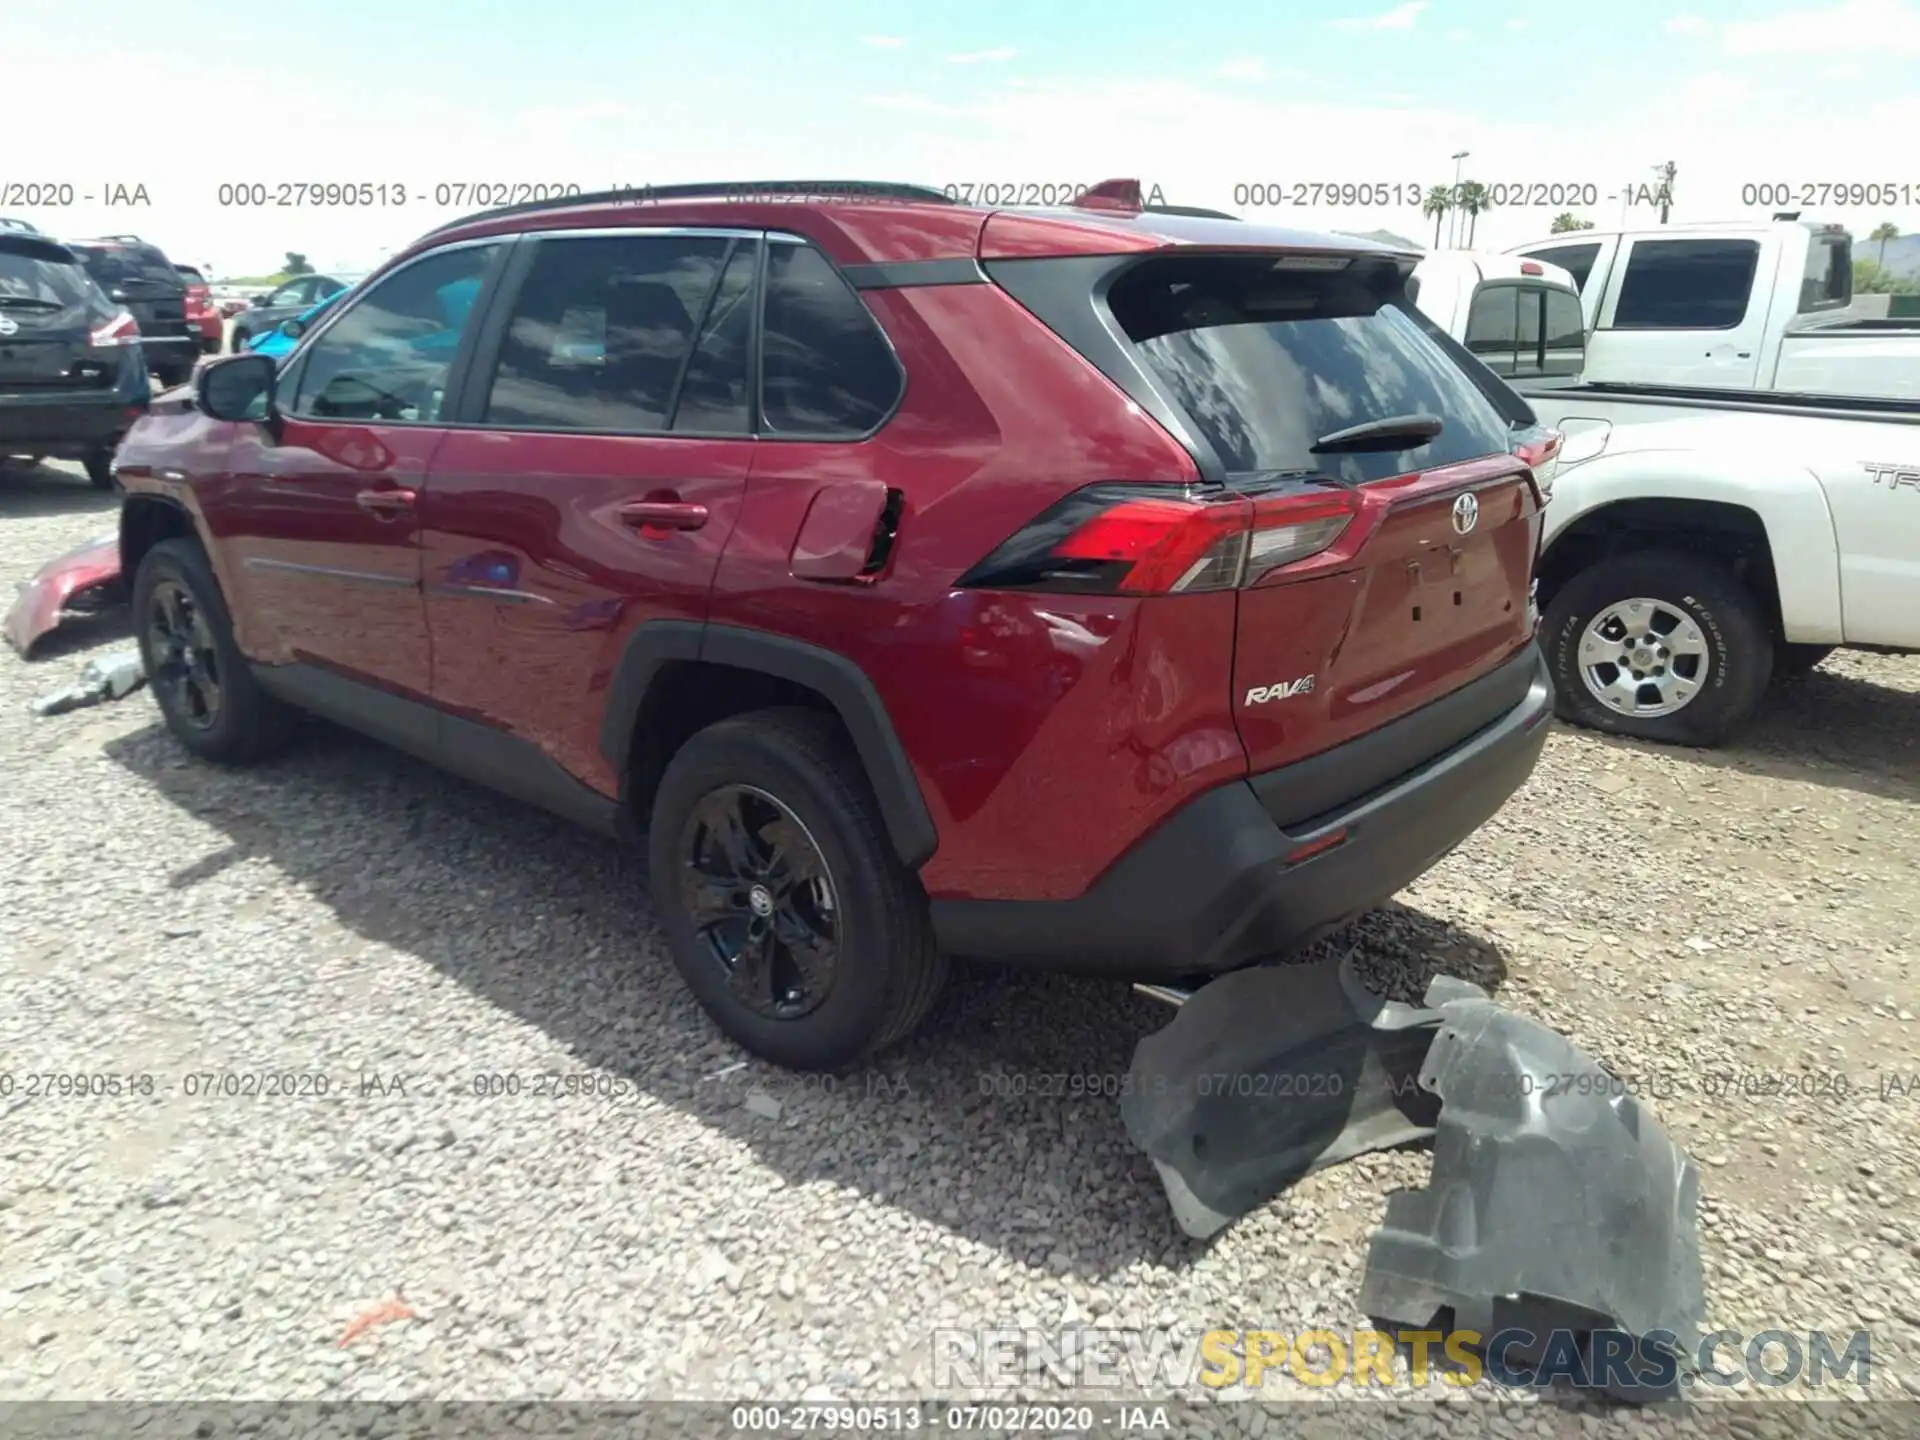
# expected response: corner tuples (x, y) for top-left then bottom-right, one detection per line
(1108, 254), (1514, 483)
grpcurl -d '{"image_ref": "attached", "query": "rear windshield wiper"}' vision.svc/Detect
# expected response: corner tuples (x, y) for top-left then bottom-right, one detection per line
(1310, 413), (1443, 454)
(0, 296), (64, 310)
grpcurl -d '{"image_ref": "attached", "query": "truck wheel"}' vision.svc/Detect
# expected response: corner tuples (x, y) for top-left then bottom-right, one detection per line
(1543, 550), (1773, 747)
(132, 538), (299, 763)
(648, 707), (946, 1071)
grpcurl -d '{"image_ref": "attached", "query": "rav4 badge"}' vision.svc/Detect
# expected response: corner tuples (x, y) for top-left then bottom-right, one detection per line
(1245, 676), (1316, 705)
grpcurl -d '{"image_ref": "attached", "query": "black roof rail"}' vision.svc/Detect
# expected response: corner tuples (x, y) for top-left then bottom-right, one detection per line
(1144, 204), (1241, 220)
(75, 234), (147, 244)
(416, 180), (956, 242)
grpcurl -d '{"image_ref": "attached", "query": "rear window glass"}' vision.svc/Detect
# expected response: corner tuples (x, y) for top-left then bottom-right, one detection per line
(1523, 242), (1601, 294)
(0, 243), (106, 314)
(1109, 254), (1514, 482)
(70, 243), (182, 293)
(1800, 232), (1851, 312)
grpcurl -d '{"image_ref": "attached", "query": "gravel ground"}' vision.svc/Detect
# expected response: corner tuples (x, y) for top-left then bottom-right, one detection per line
(3, 462), (1917, 1435)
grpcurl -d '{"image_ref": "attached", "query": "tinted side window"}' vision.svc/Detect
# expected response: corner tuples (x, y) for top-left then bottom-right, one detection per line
(1613, 239), (1759, 330)
(1541, 288), (1586, 377)
(1464, 284), (1520, 375)
(292, 243), (499, 423)
(760, 242), (902, 436)
(672, 242), (757, 434)
(1524, 243), (1601, 293)
(483, 234), (731, 433)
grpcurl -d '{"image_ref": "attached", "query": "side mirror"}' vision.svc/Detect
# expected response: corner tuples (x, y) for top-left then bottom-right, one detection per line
(197, 353), (279, 424)
(279, 318), (305, 339)
(250, 294), (270, 308)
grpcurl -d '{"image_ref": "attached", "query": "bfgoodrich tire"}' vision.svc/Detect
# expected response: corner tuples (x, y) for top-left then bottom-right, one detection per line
(648, 707), (946, 1071)
(1544, 550), (1773, 747)
(132, 538), (298, 764)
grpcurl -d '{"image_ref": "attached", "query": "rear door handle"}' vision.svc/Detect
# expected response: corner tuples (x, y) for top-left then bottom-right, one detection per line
(356, 487), (416, 516)
(619, 500), (709, 532)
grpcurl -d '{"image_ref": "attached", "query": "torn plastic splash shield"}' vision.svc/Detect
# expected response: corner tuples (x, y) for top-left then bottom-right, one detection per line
(1122, 962), (1704, 1396)
(1360, 976), (1704, 1361)
(1120, 952), (1449, 1239)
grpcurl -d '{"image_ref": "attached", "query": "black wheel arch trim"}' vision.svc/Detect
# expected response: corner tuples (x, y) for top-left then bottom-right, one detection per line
(600, 621), (938, 870)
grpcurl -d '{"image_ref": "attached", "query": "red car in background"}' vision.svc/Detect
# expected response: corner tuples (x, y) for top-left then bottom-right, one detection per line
(175, 264), (221, 352)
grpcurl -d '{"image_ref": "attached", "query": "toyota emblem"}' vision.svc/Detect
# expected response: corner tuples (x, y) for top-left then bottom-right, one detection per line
(1451, 492), (1479, 535)
(0, 315), (17, 337)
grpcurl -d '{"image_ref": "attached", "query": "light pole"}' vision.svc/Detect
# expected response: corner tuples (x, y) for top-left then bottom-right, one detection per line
(1449, 150), (1469, 248)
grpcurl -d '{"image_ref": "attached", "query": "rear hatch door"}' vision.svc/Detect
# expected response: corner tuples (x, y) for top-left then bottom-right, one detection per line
(71, 242), (192, 344)
(0, 235), (117, 393)
(1108, 251), (1540, 774)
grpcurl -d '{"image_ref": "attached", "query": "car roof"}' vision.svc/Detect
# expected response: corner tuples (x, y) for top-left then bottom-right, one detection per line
(406, 180), (1420, 270)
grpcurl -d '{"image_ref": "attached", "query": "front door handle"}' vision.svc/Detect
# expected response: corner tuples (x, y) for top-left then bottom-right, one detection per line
(356, 487), (417, 516)
(619, 500), (709, 532)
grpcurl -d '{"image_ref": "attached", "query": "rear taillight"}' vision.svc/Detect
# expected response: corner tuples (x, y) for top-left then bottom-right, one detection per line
(90, 310), (141, 347)
(1514, 428), (1562, 503)
(957, 481), (1361, 595)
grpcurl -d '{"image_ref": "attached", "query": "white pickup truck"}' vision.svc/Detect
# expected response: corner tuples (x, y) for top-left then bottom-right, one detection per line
(1410, 251), (1920, 746)
(1504, 219), (1920, 401)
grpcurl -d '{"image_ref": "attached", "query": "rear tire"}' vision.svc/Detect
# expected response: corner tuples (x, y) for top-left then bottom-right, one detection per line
(132, 538), (298, 764)
(84, 449), (117, 491)
(648, 707), (946, 1071)
(1543, 550), (1773, 747)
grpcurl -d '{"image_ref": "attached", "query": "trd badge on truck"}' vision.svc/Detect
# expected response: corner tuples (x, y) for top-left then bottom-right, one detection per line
(1864, 461), (1920, 492)
(1245, 676), (1317, 705)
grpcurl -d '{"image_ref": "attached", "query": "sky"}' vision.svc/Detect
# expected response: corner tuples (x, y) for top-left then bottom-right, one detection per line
(3, 0), (1918, 278)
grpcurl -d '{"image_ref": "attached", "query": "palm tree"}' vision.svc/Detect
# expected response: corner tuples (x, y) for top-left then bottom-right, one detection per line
(1550, 212), (1595, 234)
(1870, 222), (1900, 266)
(1455, 181), (1492, 247)
(1422, 185), (1453, 248)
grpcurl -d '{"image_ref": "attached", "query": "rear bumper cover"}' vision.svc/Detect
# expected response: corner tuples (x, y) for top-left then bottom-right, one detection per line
(930, 643), (1553, 977)
(4, 533), (124, 657)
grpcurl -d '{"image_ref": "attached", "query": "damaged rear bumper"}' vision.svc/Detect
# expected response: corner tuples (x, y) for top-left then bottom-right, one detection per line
(933, 644), (1553, 978)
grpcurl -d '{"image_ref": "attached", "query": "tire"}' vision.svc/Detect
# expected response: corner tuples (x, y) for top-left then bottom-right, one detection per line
(1776, 643), (1835, 678)
(1543, 550), (1773, 747)
(132, 538), (299, 764)
(648, 706), (946, 1071)
(83, 448), (117, 491)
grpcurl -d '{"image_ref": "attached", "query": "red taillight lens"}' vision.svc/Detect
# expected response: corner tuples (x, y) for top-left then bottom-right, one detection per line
(1514, 428), (1562, 501)
(90, 310), (141, 347)
(958, 481), (1360, 595)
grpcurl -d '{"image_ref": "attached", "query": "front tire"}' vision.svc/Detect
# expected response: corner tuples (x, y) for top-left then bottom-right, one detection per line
(1543, 550), (1773, 747)
(648, 707), (946, 1071)
(132, 538), (298, 763)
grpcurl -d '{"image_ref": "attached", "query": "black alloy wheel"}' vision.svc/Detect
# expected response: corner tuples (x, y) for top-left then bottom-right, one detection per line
(144, 576), (223, 731)
(680, 784), (841, 1020)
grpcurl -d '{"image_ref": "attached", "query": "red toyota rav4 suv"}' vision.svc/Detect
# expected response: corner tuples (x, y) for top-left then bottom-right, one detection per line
(114, 180), (1553, 1070)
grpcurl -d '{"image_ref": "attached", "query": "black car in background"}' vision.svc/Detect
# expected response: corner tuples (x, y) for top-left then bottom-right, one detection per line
(0, 232), (151, 489)
(229, 271), (358, 351)
(65, 236), (199, 386)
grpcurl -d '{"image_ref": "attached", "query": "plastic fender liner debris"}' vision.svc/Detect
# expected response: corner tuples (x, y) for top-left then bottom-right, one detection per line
(1120, 952), (1459, 1239)
(5, 533), (124, 657)
(1359, 975), (1705, 1400)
